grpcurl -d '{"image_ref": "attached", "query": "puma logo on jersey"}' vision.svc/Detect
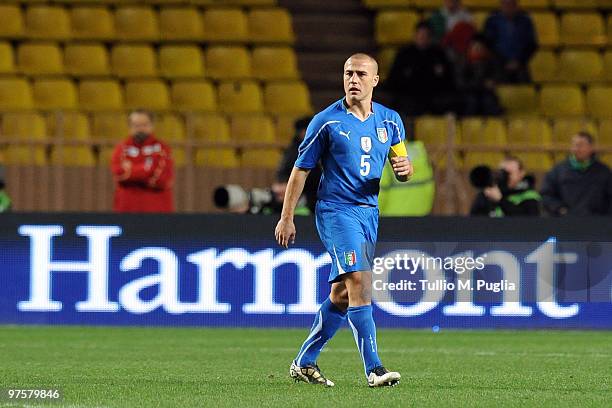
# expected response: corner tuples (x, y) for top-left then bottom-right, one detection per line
(339, 130), (351, 140)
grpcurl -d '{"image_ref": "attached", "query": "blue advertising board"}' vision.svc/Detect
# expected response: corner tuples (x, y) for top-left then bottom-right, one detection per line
(0, 214), (611, 329)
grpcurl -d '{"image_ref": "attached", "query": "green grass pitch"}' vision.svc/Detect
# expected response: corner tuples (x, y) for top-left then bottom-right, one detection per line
(0, 326), (610, 407)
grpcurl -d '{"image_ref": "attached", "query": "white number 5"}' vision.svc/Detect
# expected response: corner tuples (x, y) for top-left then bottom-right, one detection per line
(360, 154), (371, 176)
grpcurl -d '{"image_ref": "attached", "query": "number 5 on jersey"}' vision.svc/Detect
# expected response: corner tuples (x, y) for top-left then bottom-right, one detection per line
(360, 154), (371, 176)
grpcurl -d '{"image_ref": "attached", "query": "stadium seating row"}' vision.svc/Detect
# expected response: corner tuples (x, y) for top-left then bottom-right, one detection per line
(3, 1), (278, 4)
(375, 10), (611, 47)
(0, 78), (312, 115)
(0, 111), (291, 168)
(0, 42), (298, 80)
(365, 0), (612, 10)
(0, 4), (293, 43)
(414, 116), (612, 169)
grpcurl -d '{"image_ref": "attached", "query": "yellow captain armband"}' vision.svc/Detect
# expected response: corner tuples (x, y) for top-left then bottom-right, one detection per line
(388, 142), (408, 158)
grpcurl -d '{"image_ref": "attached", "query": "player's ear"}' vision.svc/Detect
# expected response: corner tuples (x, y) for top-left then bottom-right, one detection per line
(373, 74), (379, 87)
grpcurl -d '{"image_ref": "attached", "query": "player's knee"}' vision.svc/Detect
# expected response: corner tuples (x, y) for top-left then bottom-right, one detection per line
(330, 287), (349, 310)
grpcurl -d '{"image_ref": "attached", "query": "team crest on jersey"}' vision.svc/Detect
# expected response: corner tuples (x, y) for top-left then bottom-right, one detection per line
(376, 128), (388, 143)
(360, 136), (372, 153)
(344, 250), (357, 267)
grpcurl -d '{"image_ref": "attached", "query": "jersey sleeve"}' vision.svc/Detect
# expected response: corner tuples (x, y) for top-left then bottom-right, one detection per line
(389, 112), (406, 146)
(294, 116), (330, 169)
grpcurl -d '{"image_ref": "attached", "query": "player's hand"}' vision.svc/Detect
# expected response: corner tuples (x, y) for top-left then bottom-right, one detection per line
(391, 156), (413, 180)
(275, 217), (296, 248)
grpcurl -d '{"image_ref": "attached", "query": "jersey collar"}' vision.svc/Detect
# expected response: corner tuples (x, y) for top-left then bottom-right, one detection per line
(340, 98), (374, 121)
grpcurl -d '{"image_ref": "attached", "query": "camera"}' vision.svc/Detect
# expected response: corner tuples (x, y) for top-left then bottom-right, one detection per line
(213, 185), (279, 214)
(469, 165), (509, 191)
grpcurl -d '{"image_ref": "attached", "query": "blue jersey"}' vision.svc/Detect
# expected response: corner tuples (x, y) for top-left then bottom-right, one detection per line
(295, 99), (406, 207)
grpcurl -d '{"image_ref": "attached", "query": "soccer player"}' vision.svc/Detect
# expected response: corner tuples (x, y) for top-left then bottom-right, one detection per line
(275, 53), (413, 387)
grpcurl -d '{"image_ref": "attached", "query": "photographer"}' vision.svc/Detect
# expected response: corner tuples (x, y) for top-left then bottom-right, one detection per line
(470, 156), (540, 217)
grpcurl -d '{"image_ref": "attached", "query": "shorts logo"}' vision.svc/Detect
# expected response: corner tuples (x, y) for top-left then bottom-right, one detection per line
(376, 128), (388, 143)
(344, 250), (357, 267)
(360, 136), (372, 153)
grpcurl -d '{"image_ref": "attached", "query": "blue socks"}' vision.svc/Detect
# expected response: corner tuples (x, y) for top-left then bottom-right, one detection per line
(295, 298), (347, 367)
(347, 304), (382, 376)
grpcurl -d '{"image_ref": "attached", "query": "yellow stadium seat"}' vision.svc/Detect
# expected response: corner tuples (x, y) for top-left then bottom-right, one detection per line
(92, 112), (128, 141)
(203, 8), (248, 42)
(0, 78), (33, 110)
(25, 5), (71, 40)
(539, 85), (585, 116)
(586, 85), (612, 118)
(603, 51), (612, 82)
(160, 7), (204, 41)
(375, 11), (419, 45)
(264, 81), (311, 115)
(461, 118), (506, 170)
(64, 43), (110, 76)
(218, 80), (264, 113)
(32, 78), (77, 110)
(552, 117), (597, 144)
(519, 0), (551, 8)
(46, 112), (90, 140)
(529, 50), (558, 82)
(506, 117), (553, 170)
(159, 45), (204, 79)
(598, 119), (612, 145)
(230, 114), (275, 142)
(274, 114), (303, 144)
(171, 80), (216, 111)
(50, 147), (96, 167)
(78, 79), (123, 111)
(0, 5), (24, 38)
(460, 118), (506, 145)
(364, 0), (411, 7)
(111, 44), (157, 78)
(114, 6), (158, 41)
(70, 6), (114, 40)
(124, 80), (170, 111)
(241, 149), (281, 168)
(558, 50), (603, 83)
(17, 42), (63, 76)
(472, 11), (488, 31)
(560, 13), (605, 46)
(531, 12), (559, 47)
(412, 0), (443, 8)
(248, 8), (294, 43)
(156, 114), (186, 166)
(205, 46), (251, 80)
(0, 42), (15, 74)
(2, 113), (47, 166)
(496, 85), (538, 115)
(191, 114), (239, 168)
(415, 116), (450, 145)
(252, 46), (298, 80)
(463, 0), (498, 8)
(554, 0), (599, 8)
(377, 47), (398, 82)
(608, 15), (612, 45)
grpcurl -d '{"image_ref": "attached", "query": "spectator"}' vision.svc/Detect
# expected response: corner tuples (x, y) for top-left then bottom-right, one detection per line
(111, 110), (174, 213)
(458, 34), (503, 116)
(541, 132), (612, 216)
(272, 116), (319, 212)
(429, 0), (474, 44)
(483, 0), (538, 83)
(386, 21), (457, 116)
(470, 156), (541, 216)
(0, 165), (11, 212)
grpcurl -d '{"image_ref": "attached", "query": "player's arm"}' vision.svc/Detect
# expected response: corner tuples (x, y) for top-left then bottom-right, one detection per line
(275, 166), (310, 248)
(388, 142), (413, 182)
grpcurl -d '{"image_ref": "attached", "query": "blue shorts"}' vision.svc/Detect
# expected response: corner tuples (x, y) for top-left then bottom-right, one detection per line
(315, 200), (379, 283)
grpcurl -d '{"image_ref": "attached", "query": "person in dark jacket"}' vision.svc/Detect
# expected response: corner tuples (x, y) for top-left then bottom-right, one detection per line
(483, 0), (538, 83)
(386, 21), (457, 116)
(272, 116), (320, 212)
(471, 156), (541, 217)
(541, 132), (612, 216)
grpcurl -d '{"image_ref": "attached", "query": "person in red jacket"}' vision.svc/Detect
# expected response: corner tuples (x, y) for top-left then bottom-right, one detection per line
(111, 110), (174, 212)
